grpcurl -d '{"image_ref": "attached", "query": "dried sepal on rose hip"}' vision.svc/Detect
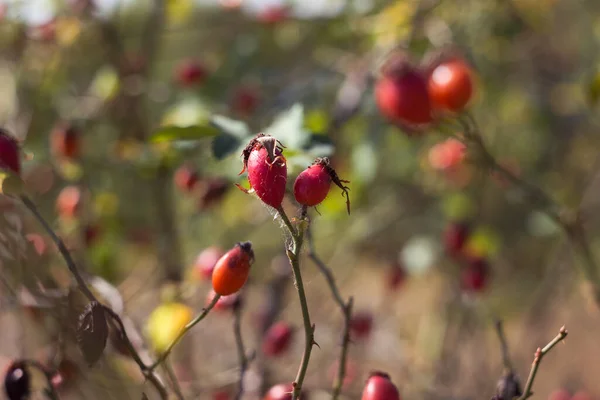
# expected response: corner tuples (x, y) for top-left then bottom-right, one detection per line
(293, 157), (350, 214)
(238, 133), (287, 209)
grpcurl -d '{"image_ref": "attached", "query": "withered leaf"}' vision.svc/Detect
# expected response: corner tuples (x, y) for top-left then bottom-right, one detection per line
(77, 301), (109, 366)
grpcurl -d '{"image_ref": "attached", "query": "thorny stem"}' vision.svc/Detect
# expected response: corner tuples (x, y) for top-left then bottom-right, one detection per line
(149, 293), (221, 371)
(276, 206), (313, 400)
(306, 227), (353, 400)
(517, 326), (568, 400)
(19, 195), (169, 400)
(233, 301), (251, 400)
(460, 115), (600, 305)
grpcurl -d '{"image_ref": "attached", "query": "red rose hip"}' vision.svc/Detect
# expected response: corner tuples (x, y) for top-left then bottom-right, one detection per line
(0, 129), (21, 175)
(51, 123), (80, 159)
(361, 371), (401, 400)
(293, 157), (350, 213)
(461, 258), (489, 293)
(375, 59), (433, 126)
(240, 134), (287, 209)
(174, 165), (199, 193)
(264, 383), (307, 400)
(428, 58), (474, 113)
(212, 242), (254, 296)
(262, 321), (294, 357)
(175, 60), (207, 87)
(350, 311), (374, 339)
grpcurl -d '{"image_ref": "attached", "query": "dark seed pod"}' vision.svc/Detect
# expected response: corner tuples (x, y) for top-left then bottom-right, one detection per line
(494, 371), (522, 400)
(77, 301), (109, 366)
(4, 361), (30, 400)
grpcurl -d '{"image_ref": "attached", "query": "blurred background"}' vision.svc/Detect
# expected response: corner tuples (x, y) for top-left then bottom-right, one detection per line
(1, 0), (600, 399)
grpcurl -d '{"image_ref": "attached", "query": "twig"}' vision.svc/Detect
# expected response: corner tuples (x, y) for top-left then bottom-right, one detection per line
(149, 294), (221, 371)
(306, 227), (353, 400)
(19, 195), (169, 400)
(162, 360), (185, 400)
(233, 300), (251, 400)
(494, 320), (514, 373)
(460, 114), (600, 305)
(276, 206), (314, 400)
(517, 326), (568, 400)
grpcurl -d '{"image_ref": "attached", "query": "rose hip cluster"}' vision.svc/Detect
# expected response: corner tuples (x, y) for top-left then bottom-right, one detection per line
(238, 133), (350, 212)
(375, 51), (474, 128)
(444, 221), (490, 293)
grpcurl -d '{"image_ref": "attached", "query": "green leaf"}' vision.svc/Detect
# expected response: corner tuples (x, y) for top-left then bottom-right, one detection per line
(211, 115), (251, 138)
(210, 115), (253, 160)
(149, 125), (219, 143)
(265, 104), (311, 149)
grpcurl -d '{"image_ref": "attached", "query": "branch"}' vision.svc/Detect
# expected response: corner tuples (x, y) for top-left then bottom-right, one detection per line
(19, 195), (169, 400)
(460, 114), (600, 305)
(276, 206), (314, 400)
(233, 299), (252, 400)
(149, 293), (221, 371)
(494, 320), (514, 373)
(517, 326), (568, 400)
(306, 227), (353, 400)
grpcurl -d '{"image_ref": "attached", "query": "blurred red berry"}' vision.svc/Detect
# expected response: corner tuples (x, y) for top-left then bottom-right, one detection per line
(241, 134), (287, 209)
(548, 389), (572, 400)
(264, 383), (308, 400)
(461, 258), (489, 293)
(232, 87), (260, 116)
(350, 311), (374, 340)
(571, 391), (593, 400)
(213, 390), (231, 400)
(428, 58), (474, 113)
(51, 123), (80, 160)
(56, 186), (82, 219)
(258, 5), (289, 24)
(207, 289), (242, 312)
(176, 60), (207, 87)
(428, 138), (466, 171)
(197, 178), (230, 210)
(212, 242), (254, 296)
(361, 371), (401, 400)
(375, 59), (432, 127)
(174, 165), (199, 193)
(83, 224), (101, 247)
(194, 247), (225, 280)
(386, 263), (406, 292)
(0, 129), (21, 175)
(444, 222), (470, 258)
(262, 321), (294, 357)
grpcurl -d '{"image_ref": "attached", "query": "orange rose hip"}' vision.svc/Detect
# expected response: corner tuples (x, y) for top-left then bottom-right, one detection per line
(212, 242), (254, 295)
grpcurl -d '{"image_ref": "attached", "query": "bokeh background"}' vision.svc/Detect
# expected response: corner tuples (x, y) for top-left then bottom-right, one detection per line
(1, 0), (600, 399)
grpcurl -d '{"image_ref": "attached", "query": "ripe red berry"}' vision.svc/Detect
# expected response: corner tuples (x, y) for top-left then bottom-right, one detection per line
(212, 390), (231, 400)
(461, 258), (489, 293)
(444, 222), (470, 258)
(174, 165), (199, 193)
(350, 311), (374, 340)
(175, 60), (207, 87)
(212, 242), (254, 296)
(293, 157), (351, 213)
(0, 129), (21, 175)
(262, 321), (294, 357)
(56, 186), (82, 219)
(240, 134), (287, 209)
(375, 60), (433, 126)
(428, 58), (474, 113)
(194, 247), (225, 280)
(361, 371), (401, 400)
(50, 123), (80, 160)
(83, 224), (101, 247)
(264, 383), (307, 400)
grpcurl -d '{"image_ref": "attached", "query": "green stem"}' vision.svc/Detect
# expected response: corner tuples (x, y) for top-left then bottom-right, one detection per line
(233, 301), (250, 400)
(149, 294), (220, 371)
(517, 327), (568, 400)
(277, 206), (313, 400)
